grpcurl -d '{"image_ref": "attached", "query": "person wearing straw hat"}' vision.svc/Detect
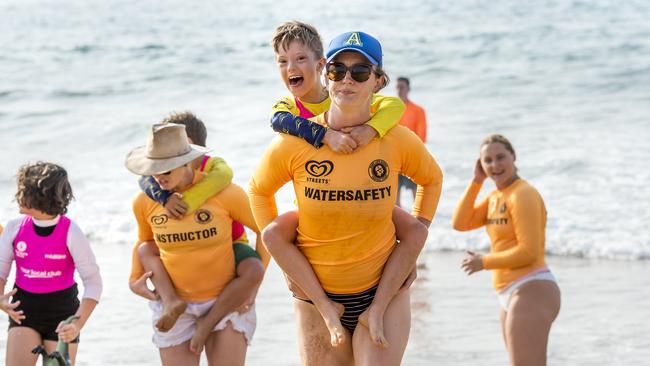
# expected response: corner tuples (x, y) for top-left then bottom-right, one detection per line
(125, 123), (268, 365)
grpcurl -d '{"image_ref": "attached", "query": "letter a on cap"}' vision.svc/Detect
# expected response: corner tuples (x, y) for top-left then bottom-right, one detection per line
(345, 32), (363, 46)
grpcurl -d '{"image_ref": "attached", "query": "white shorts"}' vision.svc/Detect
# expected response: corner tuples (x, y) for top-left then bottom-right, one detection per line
(497, 268), (556, 311)
(149, 299), (256, 348)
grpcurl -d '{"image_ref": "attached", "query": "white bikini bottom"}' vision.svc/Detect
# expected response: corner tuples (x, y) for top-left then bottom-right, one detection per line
(497, 268), (556, 311)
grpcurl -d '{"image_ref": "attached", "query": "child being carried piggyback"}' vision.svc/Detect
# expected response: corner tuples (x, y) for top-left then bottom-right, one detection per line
(128, 112), (266, 355)
(262, 21), (431, 347)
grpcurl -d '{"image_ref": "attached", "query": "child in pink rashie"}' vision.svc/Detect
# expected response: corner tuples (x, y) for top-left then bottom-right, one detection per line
(0, 162), (102, 365)
(12, 215), (76, 293)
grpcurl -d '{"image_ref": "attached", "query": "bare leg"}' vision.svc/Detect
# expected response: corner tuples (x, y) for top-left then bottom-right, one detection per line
(359, 207), (427, 347)
(43, 340), (78, 366)
(138, 241), (187, 332)
(506, 281), (561, 366)
(353, 290), (411, 366)
(6, 327), (40, 366)
(189, 257), (264, 354)
(499, 308), (508, 348)
(266, 211), (308, 298)
(204, 322), (248, 366)
(159, 340), (200, 366)
(294, 299), (353, 366)
(263, 215), (346, 347)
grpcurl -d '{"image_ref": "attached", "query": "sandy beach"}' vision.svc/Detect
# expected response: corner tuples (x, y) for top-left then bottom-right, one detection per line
(1, 245), (647, 365)
(1, 0), (649, 364)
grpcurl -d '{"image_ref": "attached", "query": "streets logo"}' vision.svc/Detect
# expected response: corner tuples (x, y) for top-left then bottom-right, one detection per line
(195, 209), (213, 225)
(305, 160), (334, 177)
(499, 203), (507, 213)
(151, 214), (168, 226)
(368, 159), (389, 182)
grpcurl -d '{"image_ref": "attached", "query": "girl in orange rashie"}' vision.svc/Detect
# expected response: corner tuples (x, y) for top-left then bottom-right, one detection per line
(250, 31), (443, 366)
(452, 134), (561, 366)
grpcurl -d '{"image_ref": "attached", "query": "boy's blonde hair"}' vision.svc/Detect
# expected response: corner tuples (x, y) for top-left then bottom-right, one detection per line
(272, 21), (324, 59)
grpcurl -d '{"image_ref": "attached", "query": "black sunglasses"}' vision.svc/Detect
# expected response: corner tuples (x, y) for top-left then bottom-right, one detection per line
(326, 62), (375, 83)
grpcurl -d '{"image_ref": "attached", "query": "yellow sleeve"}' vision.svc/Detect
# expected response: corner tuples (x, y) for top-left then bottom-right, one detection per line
(451, 181), (488, 231)
(181, 157), (233, 214)
(0, 224), (3, 235)
(368, 95), (406, 138)
(218, 184), (270, 268)
(248, 136), (295, 231)
(397, 128), (443, 221)
(129, 241), (144, 283)
(130, 194), (154, 282)
(482, 188), (544, 269)
(270, 96), (299, 117)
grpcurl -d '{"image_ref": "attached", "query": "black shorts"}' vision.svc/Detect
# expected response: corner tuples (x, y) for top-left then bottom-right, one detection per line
(233, 242), (261, 268)
(295, 285), (378, 333)
(8, 284), (80, 343)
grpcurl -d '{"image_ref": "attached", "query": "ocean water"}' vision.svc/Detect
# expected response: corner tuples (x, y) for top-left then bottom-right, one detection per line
(0, 0), (649, 364)
(1, 0), (648, 259)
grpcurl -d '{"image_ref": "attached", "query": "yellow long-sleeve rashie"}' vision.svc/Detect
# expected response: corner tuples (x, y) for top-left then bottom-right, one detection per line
(249, 116), (443, 294)
(271, 94), (405, 138)
(182, 156), (233, 213)
(130, 174), (266, 302)
(184, 156), (249, 242)
(452, 179), (547, 291)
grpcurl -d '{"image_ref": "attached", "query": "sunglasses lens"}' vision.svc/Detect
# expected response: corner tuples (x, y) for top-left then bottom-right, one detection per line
(326, 63), (373, 82)
(326, 63), (346, 81)
(350, 65), (372, 82)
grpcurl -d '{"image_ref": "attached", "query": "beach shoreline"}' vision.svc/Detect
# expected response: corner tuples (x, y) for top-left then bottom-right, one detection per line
(1, 245), (647, 365)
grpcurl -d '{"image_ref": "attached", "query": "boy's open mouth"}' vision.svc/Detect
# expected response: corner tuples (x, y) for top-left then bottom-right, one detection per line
(289, 75), (304, 87)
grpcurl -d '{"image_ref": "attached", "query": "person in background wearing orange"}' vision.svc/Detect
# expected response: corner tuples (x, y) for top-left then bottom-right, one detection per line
(396, 77), (427, 208)
(452, 134), (561, 366)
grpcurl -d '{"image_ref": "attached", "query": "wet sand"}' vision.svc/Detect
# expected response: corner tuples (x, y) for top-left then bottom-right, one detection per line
(1, 246), (648, 365)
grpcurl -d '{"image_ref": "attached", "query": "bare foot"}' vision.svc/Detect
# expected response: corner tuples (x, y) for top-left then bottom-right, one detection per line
(315, 300), (346, 347)
(189, 315), (212, 355)
(359, 307), (389, 348)
(156, 299), (187, 332)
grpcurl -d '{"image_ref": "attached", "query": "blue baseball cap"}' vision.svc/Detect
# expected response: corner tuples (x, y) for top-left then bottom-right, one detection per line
(326, 31), (383, 66)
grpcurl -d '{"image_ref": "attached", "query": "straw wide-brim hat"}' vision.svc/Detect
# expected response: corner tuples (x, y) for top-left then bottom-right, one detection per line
(125, 123), (211, 176)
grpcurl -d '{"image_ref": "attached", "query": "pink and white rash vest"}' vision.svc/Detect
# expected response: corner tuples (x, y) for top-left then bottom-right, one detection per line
(295, 97), (316, 118)
(13, 215), (75, 293)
